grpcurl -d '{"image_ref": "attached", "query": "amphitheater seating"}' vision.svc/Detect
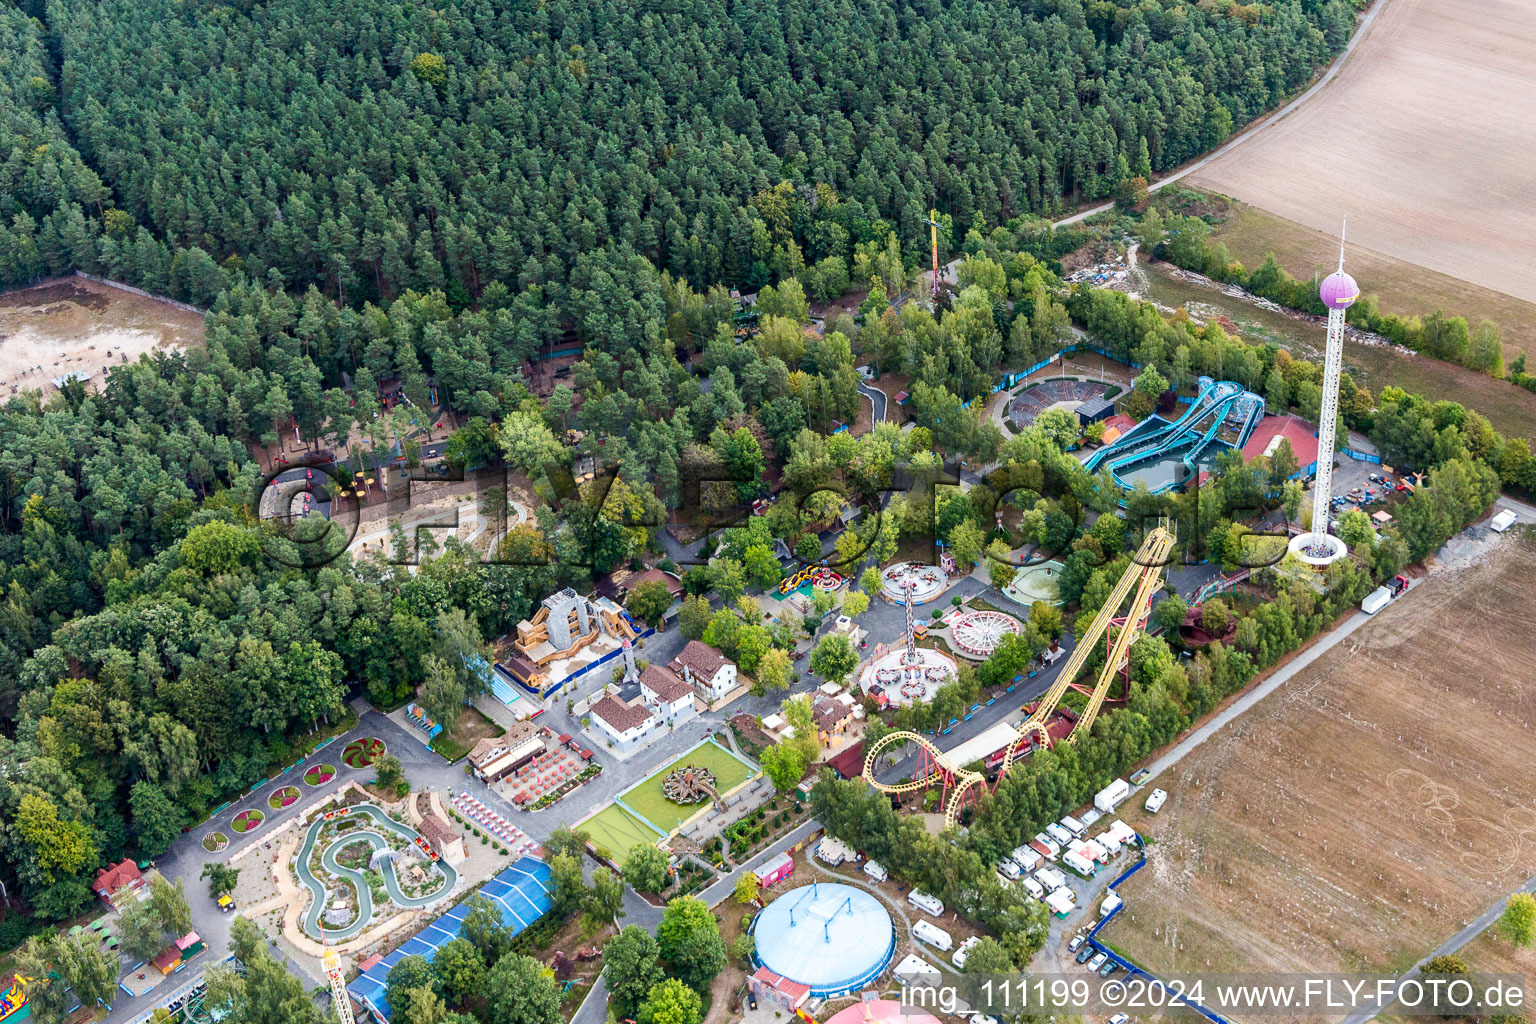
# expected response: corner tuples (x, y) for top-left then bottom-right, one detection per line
(1009, 379), (1109, 425)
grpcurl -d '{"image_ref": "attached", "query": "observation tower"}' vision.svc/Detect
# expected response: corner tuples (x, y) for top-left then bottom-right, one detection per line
(1289, 220), (1357, 567)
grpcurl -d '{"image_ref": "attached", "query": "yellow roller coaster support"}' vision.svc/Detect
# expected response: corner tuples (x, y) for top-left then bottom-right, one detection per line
(862, 525), (1175, 829)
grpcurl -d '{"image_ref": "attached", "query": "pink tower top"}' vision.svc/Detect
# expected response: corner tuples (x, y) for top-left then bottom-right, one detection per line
(1320, 271), (1358, 310)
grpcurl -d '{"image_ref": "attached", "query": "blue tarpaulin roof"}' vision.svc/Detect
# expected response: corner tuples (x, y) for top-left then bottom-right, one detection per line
(347, 857), (552, 1022)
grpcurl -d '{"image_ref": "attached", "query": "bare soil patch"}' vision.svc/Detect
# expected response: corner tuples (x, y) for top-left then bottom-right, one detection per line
(1108, 534), (1536, 978)
(0, 277), (204, 395)
(1187, 0), (1536, 306)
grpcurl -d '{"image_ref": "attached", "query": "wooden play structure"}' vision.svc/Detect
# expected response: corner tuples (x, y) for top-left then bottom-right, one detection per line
(514, 588), (600, 665)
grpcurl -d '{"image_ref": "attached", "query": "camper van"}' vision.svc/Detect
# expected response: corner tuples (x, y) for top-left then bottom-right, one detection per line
(1060, 815), (1087, 838)
(996, 859), (1021, 881)
(1032, 834), (1060, 859)
(1144, 788), (1168, 814)
(1020, 875), (1045, 900)
(1045, 823), (1074, 846)
(908, 890), (945, 917)
(1034, 867), (1067, 891)
(912, 920), (954, 952)
(862, 859), (889, 883)
(1062, 849), (1096, 877)
(1011, 845), (1043, 873)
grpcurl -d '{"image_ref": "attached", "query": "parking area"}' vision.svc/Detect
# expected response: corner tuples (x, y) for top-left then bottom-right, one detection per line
(1324, 457), (1406, 517)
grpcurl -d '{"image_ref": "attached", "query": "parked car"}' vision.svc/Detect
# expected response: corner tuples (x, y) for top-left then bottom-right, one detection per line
(1068, 935), (1085, 953)
(747, 990), (758, 1011)
(1109, 1014), (1130, 1024)
(1100, 960), (1118, 978)
(1088, 952), (1108, 971)
(1144, 788), (1168, 813)
(1076, 945), (1096, 964)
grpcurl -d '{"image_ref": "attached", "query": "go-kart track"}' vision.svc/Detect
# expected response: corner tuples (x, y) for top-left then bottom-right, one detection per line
(294, 804), (457, 940)
(948, 609), (1023, 659)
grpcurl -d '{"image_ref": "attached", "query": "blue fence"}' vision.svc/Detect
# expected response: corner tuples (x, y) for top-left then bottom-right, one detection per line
(1341, 447), (1382, 464)
(511, 618), (657, 699)
(1087, 835), (1235, 1024)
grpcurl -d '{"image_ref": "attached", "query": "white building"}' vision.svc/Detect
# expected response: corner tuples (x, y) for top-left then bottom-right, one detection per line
(588, 693), (657, 745)
(639, 665), (696, 723)
(670, 641), (738, 702)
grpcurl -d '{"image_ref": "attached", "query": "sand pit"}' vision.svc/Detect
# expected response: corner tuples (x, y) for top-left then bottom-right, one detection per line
(1188, 0), (1536, 304)
(0, 276), (204, 396)
(1108, 533), (1536, 977)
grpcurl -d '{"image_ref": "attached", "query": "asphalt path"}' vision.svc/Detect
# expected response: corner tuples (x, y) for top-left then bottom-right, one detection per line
(857, 379), (888, 424)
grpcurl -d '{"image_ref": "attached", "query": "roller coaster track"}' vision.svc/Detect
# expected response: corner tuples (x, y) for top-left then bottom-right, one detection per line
(862, 526), (1176, 828)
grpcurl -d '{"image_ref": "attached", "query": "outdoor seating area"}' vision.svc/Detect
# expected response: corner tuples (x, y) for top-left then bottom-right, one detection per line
(499, 745), (589, 806)
(1009, 378), (1108, 426)
(70, 916), (119, 954)
(449, 793), (542, 857)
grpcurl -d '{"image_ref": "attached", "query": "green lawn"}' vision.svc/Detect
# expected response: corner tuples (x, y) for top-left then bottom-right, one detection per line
(583, 804), (663, 865)
(619, 740), (758, 833)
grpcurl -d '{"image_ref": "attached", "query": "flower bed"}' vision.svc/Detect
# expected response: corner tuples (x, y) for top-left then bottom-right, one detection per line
(269, 786), (300, 810)
(303, 763), (337, 786)
(202, 831), (229, 852)
(232, 809), (265, 834)
(341, 737), (385, 768)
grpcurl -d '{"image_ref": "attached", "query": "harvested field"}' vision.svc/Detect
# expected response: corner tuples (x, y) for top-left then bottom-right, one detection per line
(1188, 0), (1536, 306)
(1109, 533), (1536, 978)
(1203, 198), (1536, 366)
(0, 277), (203, 396)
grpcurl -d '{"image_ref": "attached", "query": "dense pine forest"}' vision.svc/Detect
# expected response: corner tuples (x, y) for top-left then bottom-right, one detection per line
(8, 0), (1354, 303)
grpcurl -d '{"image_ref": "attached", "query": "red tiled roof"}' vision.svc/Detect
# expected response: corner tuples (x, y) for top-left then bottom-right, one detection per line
(640, 664), (693, 703)
(590, 694), (654, 734)
(1102, 413), (1137, 432)
(826, 742), (865, 779)
(671, 640), (730, 679)
(812, 699), (850, 731)
(94, 858), (142, 895)
(1241, 414), (1320, 471)
(752, 967), (811, 1002)
(597, 567), (684, 601)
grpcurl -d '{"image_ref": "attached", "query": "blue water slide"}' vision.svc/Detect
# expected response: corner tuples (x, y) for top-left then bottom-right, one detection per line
(1096, 380), (1242, 475)
(1084, 377), (1233, 472)
(1182, 392), (1262, 470)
